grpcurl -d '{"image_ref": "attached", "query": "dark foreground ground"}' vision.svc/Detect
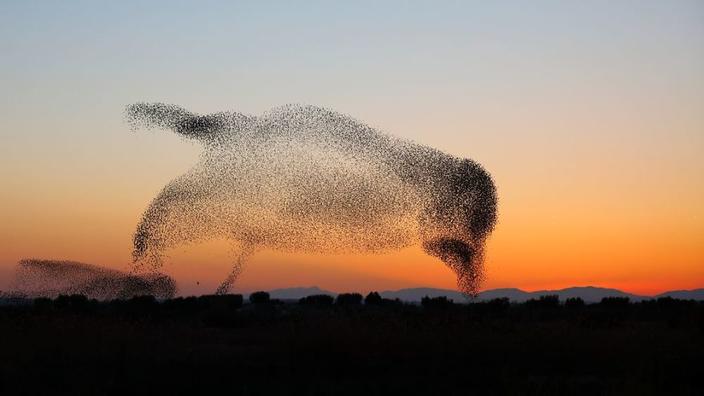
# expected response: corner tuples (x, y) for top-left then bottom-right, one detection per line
(0, 294), (702, 396)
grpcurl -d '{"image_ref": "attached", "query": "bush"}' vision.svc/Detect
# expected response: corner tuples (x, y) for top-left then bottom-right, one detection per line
(565, 297), (585, 309)
(364, 291), (383, 305)
(336, 293), (363, 305)
(468, 298), (510, 316)
(299, 294), (334, 306)
(600, 297), (630, 307)
(526, 295), (560, 309)
(421, 296), (453, 309)
(381, 298), (404, 306)
(249, 291), (270, 304)
(656, 297), (695, 310)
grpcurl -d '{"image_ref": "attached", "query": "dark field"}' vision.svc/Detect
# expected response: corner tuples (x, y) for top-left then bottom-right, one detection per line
(1, 294), (702, 395)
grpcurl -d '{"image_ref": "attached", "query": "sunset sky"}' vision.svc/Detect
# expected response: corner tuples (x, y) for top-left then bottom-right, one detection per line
(1, 1), (702, 296)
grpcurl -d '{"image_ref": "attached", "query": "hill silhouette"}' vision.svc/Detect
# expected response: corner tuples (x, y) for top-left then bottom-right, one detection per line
(656, 288), (704, 300)
(253, 285), (702, 303)
(254, 286), (337, 300)
(4, 283), (702, 303)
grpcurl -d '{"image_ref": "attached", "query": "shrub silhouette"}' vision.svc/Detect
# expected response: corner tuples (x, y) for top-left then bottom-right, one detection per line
(565, 297), (585, 309)
(468, 298), (510, 316)
(526, 295), (560, 309)
(199, 294), (243, 310)
(336, 293), (363, 305)
(249, 291), (270, 304)
(382, 297), (404, 306)
(655, 296), (696, 310)
(421, 296), (453, 309)
(364, 291), (383, 305)
(299, 294), (334, 306)
(600, 296), (630, 307)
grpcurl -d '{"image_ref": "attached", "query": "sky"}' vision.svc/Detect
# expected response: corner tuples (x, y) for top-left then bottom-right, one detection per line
(1, 1), (703, 296)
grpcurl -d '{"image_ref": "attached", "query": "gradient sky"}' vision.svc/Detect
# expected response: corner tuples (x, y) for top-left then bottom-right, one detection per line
(1, 1), (703, 296)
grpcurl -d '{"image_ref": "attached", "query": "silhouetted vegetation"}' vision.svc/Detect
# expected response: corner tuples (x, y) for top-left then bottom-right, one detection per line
(364, 291), (382, 305)
(199, 293), (243, 309)
(249, 290), (270, 304)
(526, 294), (560, 309)
(299, 294), (334, 306)
(336, 292), (363, 305)
(420, 295), (454, 309)
(565, 297), (585, 309)
(600, 296), (630, 307)
(0, 293), (702, 395)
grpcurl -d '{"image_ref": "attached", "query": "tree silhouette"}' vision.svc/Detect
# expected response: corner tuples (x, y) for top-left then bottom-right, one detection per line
(364, 291), (382, 305)
(299, 294), (334, 306)
(600, 297), (630, 307)
(565, 297), (585, 309)
(336, 293), (363, 305)
(526, 295), (560, 309)
(421, 296), (453, 309)
(249, 291), (270, 304)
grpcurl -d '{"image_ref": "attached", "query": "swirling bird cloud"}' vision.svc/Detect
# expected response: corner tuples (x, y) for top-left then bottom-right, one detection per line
(10, 259), (175, 300)
(127, 103), (497, 295)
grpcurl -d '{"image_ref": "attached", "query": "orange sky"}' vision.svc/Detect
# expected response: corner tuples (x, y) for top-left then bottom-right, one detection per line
(1, 2), (703, 296)
(1, 149), (701, 296)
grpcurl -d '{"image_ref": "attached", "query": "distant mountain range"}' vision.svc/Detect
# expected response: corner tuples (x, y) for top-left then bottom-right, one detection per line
(257, 286), (704, 303)
(656, 289), (704, 301)
(263, 286), (336, 300)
